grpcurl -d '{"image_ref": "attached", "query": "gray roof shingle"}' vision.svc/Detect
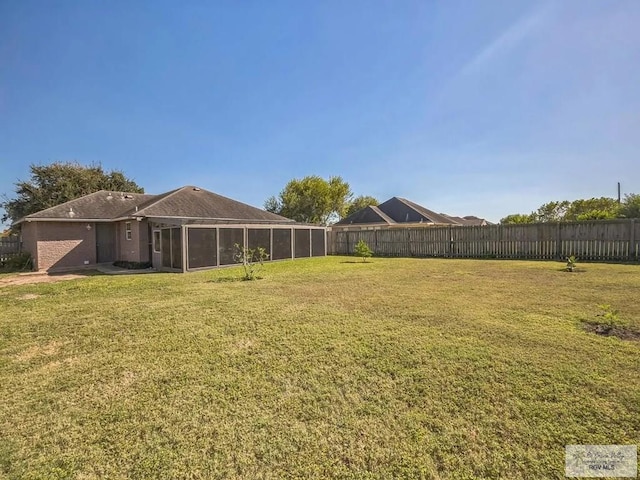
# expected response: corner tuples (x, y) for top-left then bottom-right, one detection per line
(21, 186), (293, 223)
(336, 196), (488, 226)
(336, 205), (397, 225)
(24, 191), (156, 220)
(133, 186), (292, 222)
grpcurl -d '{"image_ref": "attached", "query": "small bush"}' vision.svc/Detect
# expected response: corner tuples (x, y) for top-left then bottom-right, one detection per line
(0, 252), (33, 272)
(565, 255), (578, 272)
(582, 304), (633, 338)
(595, 304), (627, 329)
(113, 261), (152, 270)
(234, 244), (269, 280)
(354, 239), (373, 262)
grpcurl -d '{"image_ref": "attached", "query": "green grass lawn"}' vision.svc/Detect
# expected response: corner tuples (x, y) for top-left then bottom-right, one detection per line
(1, 257), (639, 479)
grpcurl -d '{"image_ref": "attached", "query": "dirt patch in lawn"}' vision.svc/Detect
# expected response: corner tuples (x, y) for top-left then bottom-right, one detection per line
(583, 323), (640, 342)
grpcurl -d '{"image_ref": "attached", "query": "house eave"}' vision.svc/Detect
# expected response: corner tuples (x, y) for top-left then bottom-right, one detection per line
(144, 215), (295, 223)
(17, 216), (137, 224)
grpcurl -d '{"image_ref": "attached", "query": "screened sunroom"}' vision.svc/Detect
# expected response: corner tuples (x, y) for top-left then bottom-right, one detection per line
(150, 220), (327, 272)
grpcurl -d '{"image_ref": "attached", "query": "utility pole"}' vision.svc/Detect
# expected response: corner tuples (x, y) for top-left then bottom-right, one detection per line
(617, 182), (621, 203)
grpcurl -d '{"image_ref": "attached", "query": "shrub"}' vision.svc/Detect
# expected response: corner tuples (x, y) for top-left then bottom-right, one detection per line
(0, 252), (33, 272)
(565, 255), (577, 272)
(354, 239), (372, 262)
(234, 244), (269, 280)
(113, 261), (152, 270)
(580, 304), (632, 337)
(596, 304), (626, 328)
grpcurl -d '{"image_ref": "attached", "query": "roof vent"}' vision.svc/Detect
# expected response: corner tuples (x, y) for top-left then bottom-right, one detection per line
(193, 187), (201, 191)
(106, 192), (113, 200)
(124, 194), (133, 199)
(68, 207), (75, 218)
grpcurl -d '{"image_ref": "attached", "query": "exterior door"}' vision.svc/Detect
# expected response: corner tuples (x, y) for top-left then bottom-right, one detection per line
(96, 223), (116, 263)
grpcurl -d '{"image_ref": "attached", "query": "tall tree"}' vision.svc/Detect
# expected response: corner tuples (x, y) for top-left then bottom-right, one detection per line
(501, 195), (638, 224)
(564, 197), (620, 221)
(345, 195), (379, 217)
(500, 213), (536, 224)
(619, 193), (640, 219)
(1, 162), (144, 224)
(265, 176), (352, 224)
(534, 201), (570, 222)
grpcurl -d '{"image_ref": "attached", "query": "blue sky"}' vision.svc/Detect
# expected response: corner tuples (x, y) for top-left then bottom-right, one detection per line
(1, 0), (639, 225)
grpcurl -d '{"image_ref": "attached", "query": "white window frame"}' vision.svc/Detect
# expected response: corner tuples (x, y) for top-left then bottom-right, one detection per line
(153, 230), (161, 253)
(125, 222), (132, 241)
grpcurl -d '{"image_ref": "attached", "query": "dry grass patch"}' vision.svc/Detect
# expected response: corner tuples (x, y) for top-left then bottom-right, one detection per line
(13, 340), (69, 362)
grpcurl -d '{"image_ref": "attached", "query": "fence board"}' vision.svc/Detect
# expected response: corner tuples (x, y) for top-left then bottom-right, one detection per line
(329, 220), (640, 262)
(0, 237), (21, 262)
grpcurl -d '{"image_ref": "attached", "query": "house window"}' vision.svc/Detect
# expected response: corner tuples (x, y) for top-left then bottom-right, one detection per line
(125, 222), (132, 241)
(153, 230), (161, 253)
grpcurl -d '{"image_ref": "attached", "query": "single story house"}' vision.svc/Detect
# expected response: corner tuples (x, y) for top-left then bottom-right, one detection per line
(335, 197), (491, 228)
(16, 186), (326, 272)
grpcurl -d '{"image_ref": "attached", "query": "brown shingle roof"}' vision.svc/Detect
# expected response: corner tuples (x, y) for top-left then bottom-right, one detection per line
(463, 215), (491, 226)
(23, 190), (156, 220)
(335, 196), (489, 226)
(336, 205), (397, 225)
(20, 186), (293, 223)
(133, 186), (292, 222)
(393, 197), (458, 224)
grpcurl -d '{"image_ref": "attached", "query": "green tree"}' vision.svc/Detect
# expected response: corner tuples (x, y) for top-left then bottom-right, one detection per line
(565, 197), (620, 221)
(500, 213), (536, 224)
(619, 193), (640, 219)
(534, 201), (570, 222)
(1, 162), (144, 224)
(345, 195), (379, 217)
(265, 176), (352, 224)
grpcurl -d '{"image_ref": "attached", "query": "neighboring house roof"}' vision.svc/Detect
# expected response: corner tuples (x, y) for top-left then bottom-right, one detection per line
(442, 215), (466, 224)
(439, 214), (492, 226)
(18, 186), (293, 224)
(339, 205), (397, 225)
(391, 197), (457, 224)
(462, 215), (491, 226)
(336, 196), (489, 226)
(337, 196), (459, 225)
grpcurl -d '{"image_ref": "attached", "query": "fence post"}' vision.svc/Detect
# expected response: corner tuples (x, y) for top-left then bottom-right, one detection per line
(555, 223), (562, 260)
(448, 225), (453, 258)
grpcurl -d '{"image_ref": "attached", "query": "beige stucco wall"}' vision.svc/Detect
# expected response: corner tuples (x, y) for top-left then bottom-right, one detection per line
(35, 222), (97, 271)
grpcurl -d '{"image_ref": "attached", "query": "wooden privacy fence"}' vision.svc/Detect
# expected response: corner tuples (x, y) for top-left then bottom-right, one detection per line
(329, 219), (640, 262)
(0, 237), (21, 262)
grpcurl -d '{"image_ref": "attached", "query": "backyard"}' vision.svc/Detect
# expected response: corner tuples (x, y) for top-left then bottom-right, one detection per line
(0, 257), (639, 479)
